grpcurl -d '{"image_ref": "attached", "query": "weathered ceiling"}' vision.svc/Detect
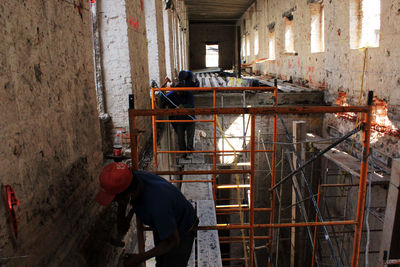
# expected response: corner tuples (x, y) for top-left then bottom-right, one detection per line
(184, 0), (255, 22)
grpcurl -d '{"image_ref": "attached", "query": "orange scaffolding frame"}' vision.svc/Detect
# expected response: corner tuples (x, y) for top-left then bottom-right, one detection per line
(128, 87), (373, 267)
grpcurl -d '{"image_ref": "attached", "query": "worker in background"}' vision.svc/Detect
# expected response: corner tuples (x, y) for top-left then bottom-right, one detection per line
(95, 162), (198, 267)
(160, 70), (199, 158)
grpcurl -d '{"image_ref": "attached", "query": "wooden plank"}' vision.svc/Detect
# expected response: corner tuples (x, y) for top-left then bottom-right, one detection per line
(306, 133), (390, 184)
(187, 200), (197, 267)
(181, 174), (213, 201)
(380, 158), (400, 260)
(197, 200), (223, 267)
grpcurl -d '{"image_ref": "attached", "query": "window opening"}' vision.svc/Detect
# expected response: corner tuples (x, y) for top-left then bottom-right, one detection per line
(350, 0), (380, 48)
(268, 30), (275, 60)
(246, 35), (250, 56)
(242, 35), (246, 61)
(310, 3), (325, 53)
(206, 44), (219, 67)
(284, 17), (295, 53)
(254, 31), (259, 56)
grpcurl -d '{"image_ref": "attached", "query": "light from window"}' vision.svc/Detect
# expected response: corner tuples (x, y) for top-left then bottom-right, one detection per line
(268, 31), (275, 60)
(254, 31), (259, 56)
(285, 18), (295, 53)
(310, 3), (324, 53)
(206, 44), (219, 67)
(350, 0), (380, 49)
(361, 0), (380, 47)
(246, 35), (250, 56)
(241, 36), (246, 60)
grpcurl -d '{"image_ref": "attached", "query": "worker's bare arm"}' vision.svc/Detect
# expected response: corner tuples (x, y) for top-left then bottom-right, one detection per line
(123, 230), (180, 266)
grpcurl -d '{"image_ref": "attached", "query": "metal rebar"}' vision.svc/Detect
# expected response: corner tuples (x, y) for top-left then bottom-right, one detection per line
(271, 127), (361, 191)
(272, 88), (340, 266)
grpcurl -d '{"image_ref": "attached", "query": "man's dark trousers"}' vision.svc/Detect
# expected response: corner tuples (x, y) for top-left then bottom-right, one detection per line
(153, 230), (195, 267)
(174, 122), (195, 152)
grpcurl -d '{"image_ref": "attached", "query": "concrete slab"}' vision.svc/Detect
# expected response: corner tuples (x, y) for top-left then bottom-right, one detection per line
(181, 174), (213, 201)
(197, 200), (223, 267)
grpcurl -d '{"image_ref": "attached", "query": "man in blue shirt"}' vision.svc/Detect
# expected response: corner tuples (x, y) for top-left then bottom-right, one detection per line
(95, 162), (197, 267)
(160, 71), (199, 158)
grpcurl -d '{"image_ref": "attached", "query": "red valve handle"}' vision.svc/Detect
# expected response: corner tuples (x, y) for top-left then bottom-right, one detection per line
(5, 185), (19, 238)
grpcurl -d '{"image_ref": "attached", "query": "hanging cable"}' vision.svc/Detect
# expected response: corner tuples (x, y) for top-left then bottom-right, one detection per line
(153, 86), (196, 120)
(349, 47), (368, 155)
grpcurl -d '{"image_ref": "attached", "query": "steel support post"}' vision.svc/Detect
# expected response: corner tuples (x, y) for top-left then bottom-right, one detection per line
(151, 88), (158, 167)
(269, 85), (278, 267)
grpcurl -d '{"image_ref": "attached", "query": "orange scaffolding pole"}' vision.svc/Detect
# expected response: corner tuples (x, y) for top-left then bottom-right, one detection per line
(154, 169), (250, 175)
(216, 207), (272, 213)
(153, 86), (276, 92)
(130, 106), (369, 117)
(249, 114), (256, 267)
(156, 149), (273, 154)
(128, 87), (373, 267)
(351, 91), (373, 267)
(196, 220), (357, 230)
(213, 88), (217, 204)
(269, 85), (278, 266)
(151, 88), (158, 167)
(220, 236), (271, 241)
(155, 119), (214, 123)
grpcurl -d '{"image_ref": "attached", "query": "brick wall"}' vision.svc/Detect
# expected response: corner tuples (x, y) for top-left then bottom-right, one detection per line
(238, 0), (400, 158)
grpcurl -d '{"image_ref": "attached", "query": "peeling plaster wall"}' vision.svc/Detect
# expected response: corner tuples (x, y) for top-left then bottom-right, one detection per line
(238, 0), (400, 157)
(0, 1), (103, 266)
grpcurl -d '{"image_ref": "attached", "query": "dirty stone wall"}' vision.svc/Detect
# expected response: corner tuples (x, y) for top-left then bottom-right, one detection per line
(189, 23), (236, 70)
(238, 0), (400, 157)
(0, 1), (103, 266)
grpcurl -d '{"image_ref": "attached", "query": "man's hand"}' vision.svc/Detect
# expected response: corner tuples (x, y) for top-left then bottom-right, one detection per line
(123, 253), (143, 267)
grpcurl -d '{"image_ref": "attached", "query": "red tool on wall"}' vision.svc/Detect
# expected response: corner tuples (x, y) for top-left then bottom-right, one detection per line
(2, 185), (20, 238)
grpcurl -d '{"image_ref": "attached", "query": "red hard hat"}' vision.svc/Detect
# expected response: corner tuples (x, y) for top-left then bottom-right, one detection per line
(95, 162), (133, 206)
